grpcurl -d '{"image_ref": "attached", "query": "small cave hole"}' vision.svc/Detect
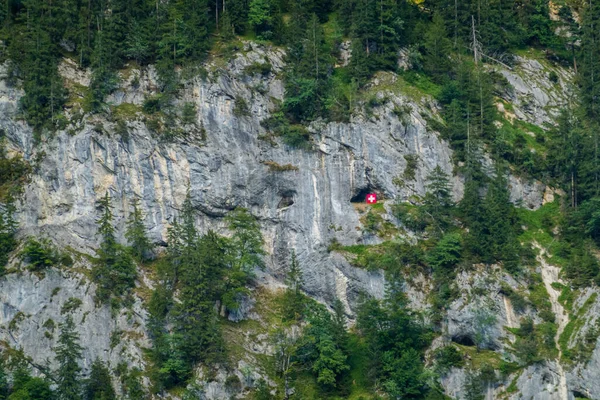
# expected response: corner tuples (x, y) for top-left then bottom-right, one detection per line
(572, 391), (590, 399)
(541, 372), (553, 385)
(351, 187), (375, 203)
(278, 195), (294, 209)
(452, 335), (476, 347)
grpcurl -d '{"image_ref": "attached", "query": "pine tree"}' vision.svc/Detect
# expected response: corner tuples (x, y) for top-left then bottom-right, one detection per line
(377, 0), (403, 69)
(125, 199), (153, 262)
(348, 38), (372, 86)
(9, 368), (54, 400)
(89, 29), (119, 112)
(223, 207), (265, 311)
(122, 368), (146, 400)
(0, 195), (17, 269)
(547, 110), (582, 207)
(180, 0), (211, 62)
(228, 0), (249, 34)
(312, 332), (349, 387)
(283, 251), (305, 320)
(427, 232), (462, 273)
(55, 315), (83, 400)
(93, 193), (136, 303)
(482, 168), (521, 270)
(423, 12), (452, 79)
(84, 359), (116, 400)
(248, 0), (273, 39)
(335, 0), (355, 36)
(0, 363), (7, 400)
(331, 298), (348, 351)
(125, 19), (152, 65)
(303, 304), (350, 388)
(424, 165), (454, 233)
(352, 0), (378, 56)
(174, 230), (227, 366)
(9, 6), (66, 131)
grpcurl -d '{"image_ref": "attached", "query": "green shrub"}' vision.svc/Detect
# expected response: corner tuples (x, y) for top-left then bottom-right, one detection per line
(115, 120), (130, 142)
(20, 238), (60, 270)
(110, 330), (122, 349)
(43, 318), (56, 330)
(282, 125), (311, 149)
(182, 102), (197, 125)
(0, 148), (31, 200)
(233, 97), (251, 117)
(244, 61), (272, 76)
(434, 345), (464, 373)
(142, 95), (165, 114)
(225, 375), (242, 393)
(403, 154), (419, 181)
(61, 297), (83, 314)
(509, 290), (528, 314)
(9, 311), (25, 330)
(427, 233), (463, 272)
(393, 203), (427, 232)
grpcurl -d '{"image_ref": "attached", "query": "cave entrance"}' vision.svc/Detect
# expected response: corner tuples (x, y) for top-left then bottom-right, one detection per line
(351, 187), (375, 203)
(452, 335), (476, 347)
(572, 391), (590, 399)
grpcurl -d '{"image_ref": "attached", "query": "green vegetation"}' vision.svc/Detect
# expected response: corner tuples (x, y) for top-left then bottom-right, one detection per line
(20, 238), (72, 271)
(4, 366), (53, 400)
(92, 193), (137, 305)
(559, 293), (599, 362)
(125, 198), (154, 263)
(509, 317), (558, 365)
(84, 359), (116, 400)
(60, 298), (83, 315)
(146, 195), (265, 392)
(0, 138), (29, 272)
(54, 315), (83, 399)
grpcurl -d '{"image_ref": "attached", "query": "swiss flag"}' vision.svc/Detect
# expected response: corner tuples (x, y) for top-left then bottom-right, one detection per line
(366, 193), (377, 204)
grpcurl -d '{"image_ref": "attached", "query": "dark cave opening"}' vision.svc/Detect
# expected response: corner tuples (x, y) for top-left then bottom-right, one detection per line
(572, 391), (590, 399)
(452, 335), (476, 347)
(278, 195), (294, 209)
(351, 187), (375, 203)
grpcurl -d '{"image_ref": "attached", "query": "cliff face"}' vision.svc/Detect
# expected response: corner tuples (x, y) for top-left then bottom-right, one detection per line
(1, 42), (597, 399)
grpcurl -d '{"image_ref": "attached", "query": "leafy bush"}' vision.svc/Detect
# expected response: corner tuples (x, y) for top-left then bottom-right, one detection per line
(283, 125), (311, 149)
(181, 102), (197, 125)
(225, 375), (242, 393)
(61, 297), (83, 314)
(233, 97), (251, 117)
(434, 345), (464, 373)
(20, 238), (62, 270)
(142, 95), (165, 114)
(403, 155), (419, 181)
(393, 203), (427, 232)
(427, 233), (463, 272)
(244, 61), (272, 76)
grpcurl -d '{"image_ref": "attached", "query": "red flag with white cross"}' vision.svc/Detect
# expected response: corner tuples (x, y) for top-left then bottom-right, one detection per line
(366, 193), (377, 204)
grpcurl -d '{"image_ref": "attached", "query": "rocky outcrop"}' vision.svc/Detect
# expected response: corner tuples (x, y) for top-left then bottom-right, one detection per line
(498, 55), (573, 127)
(0, 41), (582, 398)
(0, 265), (148, 378)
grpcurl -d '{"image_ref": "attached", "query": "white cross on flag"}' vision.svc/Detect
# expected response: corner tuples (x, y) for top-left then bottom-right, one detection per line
(366, 193), (377, 204)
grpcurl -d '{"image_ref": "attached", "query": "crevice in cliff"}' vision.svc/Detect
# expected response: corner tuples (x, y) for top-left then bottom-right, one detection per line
(536, 242), (569, 399)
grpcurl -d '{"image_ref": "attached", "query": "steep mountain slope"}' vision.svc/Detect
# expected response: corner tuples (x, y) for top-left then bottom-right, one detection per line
(2, 39), (600, 399)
